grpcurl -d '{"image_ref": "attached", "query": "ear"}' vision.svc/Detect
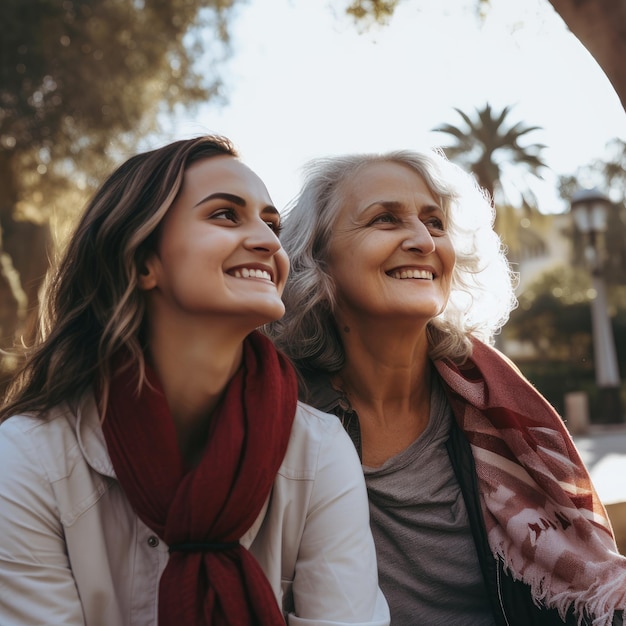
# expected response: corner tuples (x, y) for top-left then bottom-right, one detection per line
(137, 254), (158, 291)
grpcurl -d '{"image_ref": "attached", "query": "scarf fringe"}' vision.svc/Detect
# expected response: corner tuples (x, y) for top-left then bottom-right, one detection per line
(495, 533), (626, 626)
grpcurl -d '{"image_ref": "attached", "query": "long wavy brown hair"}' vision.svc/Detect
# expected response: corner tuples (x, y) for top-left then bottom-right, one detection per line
(0, 135), (237, 422)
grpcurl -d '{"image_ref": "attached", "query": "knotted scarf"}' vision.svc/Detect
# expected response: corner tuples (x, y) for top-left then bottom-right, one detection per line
(435, 338), (626, 626)
(101, 331), (297, 625)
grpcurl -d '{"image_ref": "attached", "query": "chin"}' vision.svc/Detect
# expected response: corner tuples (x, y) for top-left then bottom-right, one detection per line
(251, 301), (286, 326)
(270, 304), (286, 322)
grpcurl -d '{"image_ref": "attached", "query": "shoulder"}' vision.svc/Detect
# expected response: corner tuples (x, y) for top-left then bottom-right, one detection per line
(0, 393), (110, 494)
(0, 394), (113, 522)
(0, 406), (79, 481)
(293, 400), (344, 434)
(278, 401), (357, 480)
(0, 406), (83, 535)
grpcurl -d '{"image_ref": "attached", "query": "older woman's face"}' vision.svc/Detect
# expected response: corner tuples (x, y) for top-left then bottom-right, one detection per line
(326, 161), (455, 328)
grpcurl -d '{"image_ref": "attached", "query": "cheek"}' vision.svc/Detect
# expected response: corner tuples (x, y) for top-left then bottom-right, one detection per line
(442, 253), (456, 301)
(276, 249), (290, 290)
(158, 223), (193, 261)
(160, 244), (195, 275)
(440, 239), (456, 274)
(447, 252), (456, 279)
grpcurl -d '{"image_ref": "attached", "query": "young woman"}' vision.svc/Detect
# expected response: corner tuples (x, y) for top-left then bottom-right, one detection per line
(0, 136), (389, 626)
(268, 149), (626, 625)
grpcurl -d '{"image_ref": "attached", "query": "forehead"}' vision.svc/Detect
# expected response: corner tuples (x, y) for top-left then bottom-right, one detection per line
(343, 161), (432, 198)
(339, 160), (436, 209)
(181, 155), (272, 203)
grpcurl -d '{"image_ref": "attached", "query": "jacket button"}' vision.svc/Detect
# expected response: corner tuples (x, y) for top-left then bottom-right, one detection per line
(147, 535), (159, 548)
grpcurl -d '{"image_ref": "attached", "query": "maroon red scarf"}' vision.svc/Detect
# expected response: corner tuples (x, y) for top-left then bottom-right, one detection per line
(435, 339), (626, 626)
(101, 331), (297, 625)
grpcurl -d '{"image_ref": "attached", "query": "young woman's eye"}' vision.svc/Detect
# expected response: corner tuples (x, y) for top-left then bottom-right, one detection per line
(210, 208), (238, 223)
(266, 220), (283, 235)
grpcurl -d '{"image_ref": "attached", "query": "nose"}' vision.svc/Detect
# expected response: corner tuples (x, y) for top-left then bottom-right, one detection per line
(244, 218), (282, 255)
(401, 218), (436, 255)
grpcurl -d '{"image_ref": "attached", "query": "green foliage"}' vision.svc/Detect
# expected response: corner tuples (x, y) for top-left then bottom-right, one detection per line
(0, 0), (236, 223)
(508, 265), (593, 357)
(345, 0), (401, 25)
(344, 0), (491, 26)
(505, 266), (626, 419)
(558, 139), (626, 204)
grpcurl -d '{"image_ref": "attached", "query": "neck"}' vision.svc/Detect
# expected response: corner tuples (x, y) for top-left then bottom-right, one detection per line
(336, 317), (431, 410)
(146, 315), (250, 464)
(333, 316), (433, 466)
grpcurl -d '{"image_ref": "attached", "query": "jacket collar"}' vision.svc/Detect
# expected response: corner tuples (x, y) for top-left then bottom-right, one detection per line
(73, 390), (116, 478)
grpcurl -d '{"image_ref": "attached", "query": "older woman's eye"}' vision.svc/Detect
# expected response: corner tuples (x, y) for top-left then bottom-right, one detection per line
(425, 217), (445, 231)
(371, 213), (398, 225)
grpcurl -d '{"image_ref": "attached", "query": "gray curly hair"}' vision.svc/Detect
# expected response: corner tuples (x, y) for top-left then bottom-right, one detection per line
(267, 148), (517, 370)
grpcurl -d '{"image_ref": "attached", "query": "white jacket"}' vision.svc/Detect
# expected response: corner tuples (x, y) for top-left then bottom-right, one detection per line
(0, 392), (389, 626)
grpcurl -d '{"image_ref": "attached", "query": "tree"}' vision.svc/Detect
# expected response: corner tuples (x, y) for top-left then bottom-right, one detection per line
(432, 103), (547, 207)
(504, 265), (626, 419)
(431, 103), (547, 252)
(432, 103), (548, 351)
(0, 0), (238, 374)
(548, 0), (626, 112)
(508, 265), (594, 360)
(343, 0), (626, 111)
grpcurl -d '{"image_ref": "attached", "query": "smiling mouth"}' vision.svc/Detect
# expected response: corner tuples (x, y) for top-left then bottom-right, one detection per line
(231, 268), (273, 282)
(388, 269), (434, 280)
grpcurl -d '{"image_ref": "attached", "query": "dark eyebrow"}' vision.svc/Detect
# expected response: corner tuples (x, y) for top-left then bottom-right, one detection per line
(193, 192), (279, 216)
(193, 192), (246, 208)
(260, 204), (280, 217)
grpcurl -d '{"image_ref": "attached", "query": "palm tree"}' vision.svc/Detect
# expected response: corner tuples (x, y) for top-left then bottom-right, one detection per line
(435, 105), (550, 352)
(432, 103), (547, 209)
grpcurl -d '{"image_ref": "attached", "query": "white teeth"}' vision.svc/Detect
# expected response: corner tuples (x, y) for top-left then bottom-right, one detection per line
(391, 269), (433, 280)
(232, 268), (272, 281)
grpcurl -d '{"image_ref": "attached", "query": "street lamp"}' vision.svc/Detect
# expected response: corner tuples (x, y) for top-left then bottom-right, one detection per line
(570, 188), (623, 423)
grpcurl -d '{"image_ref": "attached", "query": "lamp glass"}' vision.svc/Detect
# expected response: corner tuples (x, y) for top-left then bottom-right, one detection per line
(590, 202), (609, 233)
(571, 202), (591, 234)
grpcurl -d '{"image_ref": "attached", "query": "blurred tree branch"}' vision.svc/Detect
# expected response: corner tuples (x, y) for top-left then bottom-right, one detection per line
(343, 0), (626, 111)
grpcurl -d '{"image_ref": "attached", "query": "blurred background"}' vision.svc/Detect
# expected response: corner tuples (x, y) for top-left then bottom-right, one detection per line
(1, 0), (625, 431)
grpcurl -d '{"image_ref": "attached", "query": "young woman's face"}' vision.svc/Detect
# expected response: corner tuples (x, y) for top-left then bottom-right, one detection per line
(327, 160), (456, 327)
(141, 155), (289, 328)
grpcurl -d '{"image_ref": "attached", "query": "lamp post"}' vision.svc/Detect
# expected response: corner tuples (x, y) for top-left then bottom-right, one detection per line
(570, 188), (623, 423)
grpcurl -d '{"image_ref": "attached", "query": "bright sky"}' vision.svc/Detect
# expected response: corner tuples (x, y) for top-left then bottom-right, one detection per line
(160, 0), (626, 214)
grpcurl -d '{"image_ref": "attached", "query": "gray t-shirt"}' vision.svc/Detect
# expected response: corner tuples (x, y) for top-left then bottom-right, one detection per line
(363, 377), (495, 625)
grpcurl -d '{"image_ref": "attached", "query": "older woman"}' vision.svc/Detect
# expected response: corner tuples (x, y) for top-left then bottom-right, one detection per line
(268, 149), (626, 626)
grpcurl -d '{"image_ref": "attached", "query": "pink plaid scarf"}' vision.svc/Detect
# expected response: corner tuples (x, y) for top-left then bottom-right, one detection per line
(435, 339), (626, 626)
